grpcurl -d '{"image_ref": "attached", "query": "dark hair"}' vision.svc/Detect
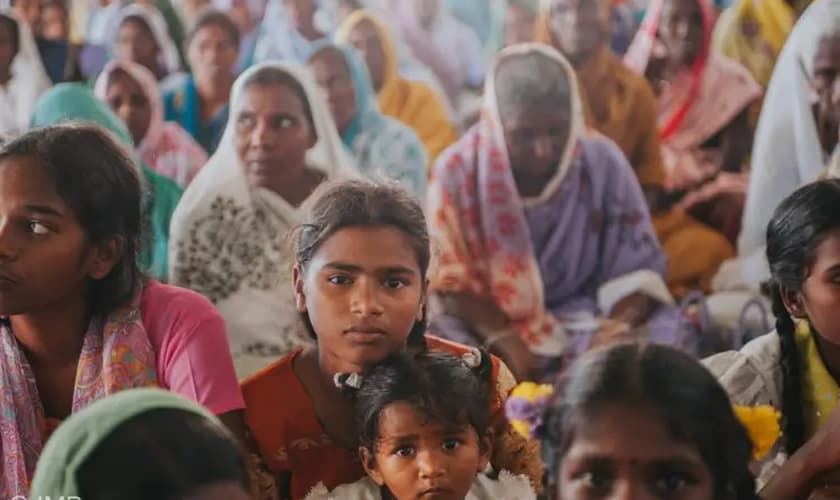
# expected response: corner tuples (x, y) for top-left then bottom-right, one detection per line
(241, 65), (315, 134)
(0, 125), (144, 316)
(295, 179), (431, 346)
(76, 408), (250, 500)
(185, 8), (240, 50)
(120, 14), (156, 42)
(0, 13), (20, 57)
(542, 343), (758, 500)
(765, 179), (840, 453)
(351, 349), (493, 452)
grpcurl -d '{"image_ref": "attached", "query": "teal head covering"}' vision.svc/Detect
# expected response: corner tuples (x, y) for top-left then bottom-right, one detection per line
(30, 83), (182, 281)
(310, 43), (388, 149)
(29, 388), (221, 498)
(31, 83), (135, 147)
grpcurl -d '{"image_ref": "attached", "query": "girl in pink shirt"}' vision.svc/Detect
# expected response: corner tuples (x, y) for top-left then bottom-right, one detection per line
(0, 124), (244, 499)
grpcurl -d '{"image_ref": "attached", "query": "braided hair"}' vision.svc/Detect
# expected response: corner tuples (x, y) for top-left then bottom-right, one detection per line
(765, 179), (840, 453)
(539, 343), (758, 499)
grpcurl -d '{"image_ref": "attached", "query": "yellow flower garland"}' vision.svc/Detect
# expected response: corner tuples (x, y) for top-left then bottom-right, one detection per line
(732, 405), (781, 460)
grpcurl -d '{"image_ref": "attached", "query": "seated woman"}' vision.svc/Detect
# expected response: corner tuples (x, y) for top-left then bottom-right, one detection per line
(336, 11), (459, 167)
(712, 0), (811, 89)
(538, 0), (735, 297)
(0, 125), (244, 499)
(163, 9), (238, 155)
(110, 4), (182, 89)
(95, 60), (208, 188)
(428, 44), (681, 382)
(308, 44), (427, 198)
(253, 0), (326, 64)
(705, 179), (840, 498)
(31, 83), (182, 282)
(731, 0), (840, 291)
(241, 179), (542, 500)
(624, 0), (762, 244)
(168, 62), (355, 379)
(30, 389), (250, 500)
(502, 0), (538, 48)
(0, 12), (51, 136)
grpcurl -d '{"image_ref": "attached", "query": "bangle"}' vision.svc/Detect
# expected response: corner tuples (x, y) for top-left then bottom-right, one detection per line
(483, 329), (517, 351)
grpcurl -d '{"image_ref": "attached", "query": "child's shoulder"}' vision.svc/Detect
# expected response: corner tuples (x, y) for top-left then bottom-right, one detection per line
(468, 471), (537, 500)
(303, 477), (381, 500)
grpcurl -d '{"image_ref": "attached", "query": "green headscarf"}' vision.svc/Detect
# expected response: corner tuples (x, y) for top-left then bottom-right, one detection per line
(30, 83), (182, 281)
(29, 388), (219, 498)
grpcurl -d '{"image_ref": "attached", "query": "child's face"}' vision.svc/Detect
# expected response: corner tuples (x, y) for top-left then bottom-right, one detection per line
(558, 403), (715, 500)
(362, 401), (491, 500)
(295, 226), (426, 371)
(0, 156), (118, 316)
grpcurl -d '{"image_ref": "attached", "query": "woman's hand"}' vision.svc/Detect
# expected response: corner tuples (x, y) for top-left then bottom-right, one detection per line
(762, 409), (840, 500)
(609, 293), (656, 328)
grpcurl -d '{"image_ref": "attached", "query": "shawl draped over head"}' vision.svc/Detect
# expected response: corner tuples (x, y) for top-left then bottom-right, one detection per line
(109, 4), (182, 77)
(737, 0), (840, 288)
(624, 0), (762, 190)
(95, 59), (208, 188)
(168, 62), (355, 379)
(0, 12), (51, 138)
(428, 43), (582, 355)
(29, 389), (221, 498)
(712, 0), (812, 88)
(335, 10), (459, 165)
(310, 42), (427, 197)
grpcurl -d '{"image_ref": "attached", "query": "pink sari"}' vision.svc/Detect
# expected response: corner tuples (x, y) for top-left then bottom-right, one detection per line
(0, 289), (158, 497)
(95, 60), (208, 189)
(624, 0), (762, 193)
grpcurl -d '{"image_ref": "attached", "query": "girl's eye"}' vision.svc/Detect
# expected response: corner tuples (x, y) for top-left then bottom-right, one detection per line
(394, 446), (415, 458)
(653, 473), (691, 493)
(29, 221), (50, 235)
(276, 117), (295, 128)
(327, 275), (352, 285)
(580, 470), (613, 492)
(441, 438), (460, 452)
(383, 278), (407, 289)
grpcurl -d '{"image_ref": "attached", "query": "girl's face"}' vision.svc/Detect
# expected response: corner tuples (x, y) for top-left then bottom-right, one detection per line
(309, 49), (358, 136)
(558, 403), (715, 500)
(188, 24), (238, 86)
(39, 4), (69, 41)
(294, 226), (425, 371)
(361, 401), (491, 500)
(234, 82), (315, 193)
(784, 228), (840, 345)
(812, 34), (840, 154)
(115, 19), (160, 76)
(0, 156), (118, 316)
(105, 71), (153, 145)
(0, 19), (17, 76)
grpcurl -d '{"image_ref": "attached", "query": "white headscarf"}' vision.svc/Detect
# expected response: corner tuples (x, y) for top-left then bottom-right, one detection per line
(168, 62), (356, 379)
(735, 0), (840, 289)
(0, 13), (50, 138)
(110, 4), (181, 76)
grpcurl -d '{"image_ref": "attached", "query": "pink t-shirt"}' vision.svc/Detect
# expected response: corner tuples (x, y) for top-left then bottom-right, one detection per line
(141, 280), (244, 415)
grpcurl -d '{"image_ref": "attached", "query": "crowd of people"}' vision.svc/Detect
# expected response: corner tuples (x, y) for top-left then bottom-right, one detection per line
(3, 0), (840, 498)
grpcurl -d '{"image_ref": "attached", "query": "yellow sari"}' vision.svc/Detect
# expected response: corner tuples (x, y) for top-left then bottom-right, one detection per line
(536, 8), (734, 297)
(336, 11), (459, 168)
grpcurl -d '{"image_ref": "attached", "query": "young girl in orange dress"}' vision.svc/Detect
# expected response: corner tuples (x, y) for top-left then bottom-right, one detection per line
(241, 180), (541, 499)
